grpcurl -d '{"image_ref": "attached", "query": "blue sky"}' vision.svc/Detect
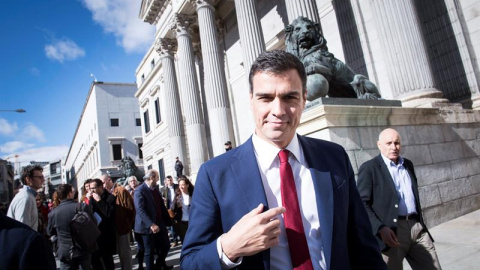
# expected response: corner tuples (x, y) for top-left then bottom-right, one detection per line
(0, 0), (155, 166)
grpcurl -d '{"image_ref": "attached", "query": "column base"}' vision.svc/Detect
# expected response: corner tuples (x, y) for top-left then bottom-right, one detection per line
(470, 95), (480, 110)
(400, 89), (461, 108)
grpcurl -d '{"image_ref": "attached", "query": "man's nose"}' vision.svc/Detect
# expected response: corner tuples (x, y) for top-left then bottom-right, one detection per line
(271, 98), (286, 117)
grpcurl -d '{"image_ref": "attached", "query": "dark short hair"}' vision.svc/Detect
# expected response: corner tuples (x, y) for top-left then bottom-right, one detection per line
(56, 184), (73, 200)
(90, 179), (103, 189)
(21, 165), (43, 185)
(248, 50), (307, 94)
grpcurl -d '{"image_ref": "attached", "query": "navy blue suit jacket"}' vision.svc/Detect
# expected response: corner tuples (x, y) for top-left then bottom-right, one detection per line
(0, 212), (56, 270)
(134, 182), (171, 234)
(180, 136), (386, 269)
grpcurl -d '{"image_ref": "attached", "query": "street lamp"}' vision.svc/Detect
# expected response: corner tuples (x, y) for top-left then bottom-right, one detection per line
(0, 109), (26, 113)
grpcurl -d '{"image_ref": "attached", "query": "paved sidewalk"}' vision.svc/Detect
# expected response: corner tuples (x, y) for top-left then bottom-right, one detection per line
(404, 209), (480, 269)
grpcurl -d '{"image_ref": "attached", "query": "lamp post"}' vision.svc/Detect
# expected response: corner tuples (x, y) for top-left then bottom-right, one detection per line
(0, 109), (26, 113)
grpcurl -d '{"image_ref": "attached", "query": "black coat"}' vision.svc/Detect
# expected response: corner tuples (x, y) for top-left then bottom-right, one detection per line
(48, 199), (94, 260)
(89, 191), (116, 255)
(357, 154), (433, 251)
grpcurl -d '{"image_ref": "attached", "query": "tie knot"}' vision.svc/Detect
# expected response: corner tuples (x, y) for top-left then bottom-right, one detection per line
(278, 149), (290, 163)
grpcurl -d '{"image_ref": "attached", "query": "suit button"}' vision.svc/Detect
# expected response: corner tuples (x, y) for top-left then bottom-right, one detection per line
(393, 219), (397, 222)
(395, 204), (398, 208)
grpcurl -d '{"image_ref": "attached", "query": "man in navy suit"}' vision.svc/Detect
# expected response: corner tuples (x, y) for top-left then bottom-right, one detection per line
(0, 212), (56, 269)
(134, 169), (173, 270)
(180, 50), (386, 269)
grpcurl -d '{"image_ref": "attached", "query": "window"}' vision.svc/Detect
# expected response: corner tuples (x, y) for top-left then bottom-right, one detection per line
(143, 110), (150, 133)
(158, 159), (165, 183)
(147, 165), (152, 170)
(112, 144), (122, 160)
(154, 98), (161, 124)
(110, 118), (119, 127)
(138, 143), (143, 159)
(141, 74), (145, 83)
(151, 59), (155, 69)
(136, 118), (141, 127)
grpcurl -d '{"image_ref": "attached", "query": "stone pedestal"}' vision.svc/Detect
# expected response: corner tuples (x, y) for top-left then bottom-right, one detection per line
(298, 103), (480, 228)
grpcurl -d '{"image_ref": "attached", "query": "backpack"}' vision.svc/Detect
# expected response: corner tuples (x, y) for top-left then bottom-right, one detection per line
(69, 203), (100, 255)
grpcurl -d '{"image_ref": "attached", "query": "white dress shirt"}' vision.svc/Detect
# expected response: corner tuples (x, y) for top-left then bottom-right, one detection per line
(217, 134), (326, 270)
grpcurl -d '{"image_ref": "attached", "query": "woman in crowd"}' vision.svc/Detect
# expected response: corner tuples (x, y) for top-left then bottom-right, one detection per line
(171, 176), (194, 243)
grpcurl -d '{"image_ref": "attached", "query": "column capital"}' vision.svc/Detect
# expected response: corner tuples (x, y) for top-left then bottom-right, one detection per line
(175, 13), (197, 37)
(155, 38), (177, 58)
(195, 0), (219, 10)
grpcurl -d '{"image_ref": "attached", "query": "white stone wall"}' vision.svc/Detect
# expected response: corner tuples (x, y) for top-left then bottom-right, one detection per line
(299, 105), (480, 227)
(63, 83), (141, 190)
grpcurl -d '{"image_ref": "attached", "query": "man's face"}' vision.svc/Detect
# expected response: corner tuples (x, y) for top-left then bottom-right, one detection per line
(27, 170), (45, 191)
(165, 177), (173, 187)
(250, 69), (306, 149)
(377, 129), (402, 163)
(128, 178), (137, 189)
(148, 171), (159, 186)
(101, 175), (113, 190)
(89, 182), (103, 195)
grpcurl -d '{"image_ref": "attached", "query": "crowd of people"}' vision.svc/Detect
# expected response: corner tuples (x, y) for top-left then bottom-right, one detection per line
(1, 163), (194, 270)
(1, 50), (442, 270)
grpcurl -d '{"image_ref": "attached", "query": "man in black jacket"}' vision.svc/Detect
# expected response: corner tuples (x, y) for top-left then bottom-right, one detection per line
(48, 184), (94, 269)
(88, 178), (116, 270)
(357, 128), (441, 269)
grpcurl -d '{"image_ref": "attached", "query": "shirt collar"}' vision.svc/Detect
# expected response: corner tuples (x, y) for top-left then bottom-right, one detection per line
(252, 134), (302, 169)
(380, 153), (404, 167)
(25, 185), (37, 197)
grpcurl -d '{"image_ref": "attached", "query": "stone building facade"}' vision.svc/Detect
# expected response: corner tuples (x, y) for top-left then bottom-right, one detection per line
(135, 0), (480, 182)
(63, 82), (144, 192)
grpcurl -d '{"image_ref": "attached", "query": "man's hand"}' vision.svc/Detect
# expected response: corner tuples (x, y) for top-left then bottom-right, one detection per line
(379, 226), (400, 247)
(150, 224), (160, 234)
(91, 193), (101, 202)
(221, 204), (285, 261)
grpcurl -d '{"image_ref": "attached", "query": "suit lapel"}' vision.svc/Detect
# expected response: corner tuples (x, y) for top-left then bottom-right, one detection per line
(299, 136), (333, 270)
(231, 137), (269, 211)
(375, 155), (397, 193)
(230, 137), (270, 269)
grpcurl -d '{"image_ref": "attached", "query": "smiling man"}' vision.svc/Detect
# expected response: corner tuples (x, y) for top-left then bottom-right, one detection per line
(7, 165), (44, 230)
(357, 128), (441, 269)
(180, 50), (385, 270)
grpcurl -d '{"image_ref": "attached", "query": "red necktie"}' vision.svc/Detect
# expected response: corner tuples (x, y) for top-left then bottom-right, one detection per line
(279, 149), (314, 270)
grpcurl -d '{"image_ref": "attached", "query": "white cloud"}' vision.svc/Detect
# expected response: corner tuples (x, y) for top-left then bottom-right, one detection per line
(0, 141), (34, 154)
(2, 145), (68, 164)
(45, 38), (86, 63)
(19, 123), (46, 143)
(81, 0), (155, 53)
(16, 145), (69, 164)
(0, 118), (18, 136)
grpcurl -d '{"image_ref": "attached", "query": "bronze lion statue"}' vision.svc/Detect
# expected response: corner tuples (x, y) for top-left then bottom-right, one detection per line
(285, 17), (381, 100)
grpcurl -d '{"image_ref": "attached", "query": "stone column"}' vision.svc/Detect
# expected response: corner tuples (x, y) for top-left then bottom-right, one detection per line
(196, 0), (235, 156)
(234, 0), (265, 142)
(155, 38), (188, 175)
(285, 0), (321, 25)
(174, 14), (208, 174)
(234, 0), (266, 72)
(444, 0), (480, 109)
(371, 0), (447, 107)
